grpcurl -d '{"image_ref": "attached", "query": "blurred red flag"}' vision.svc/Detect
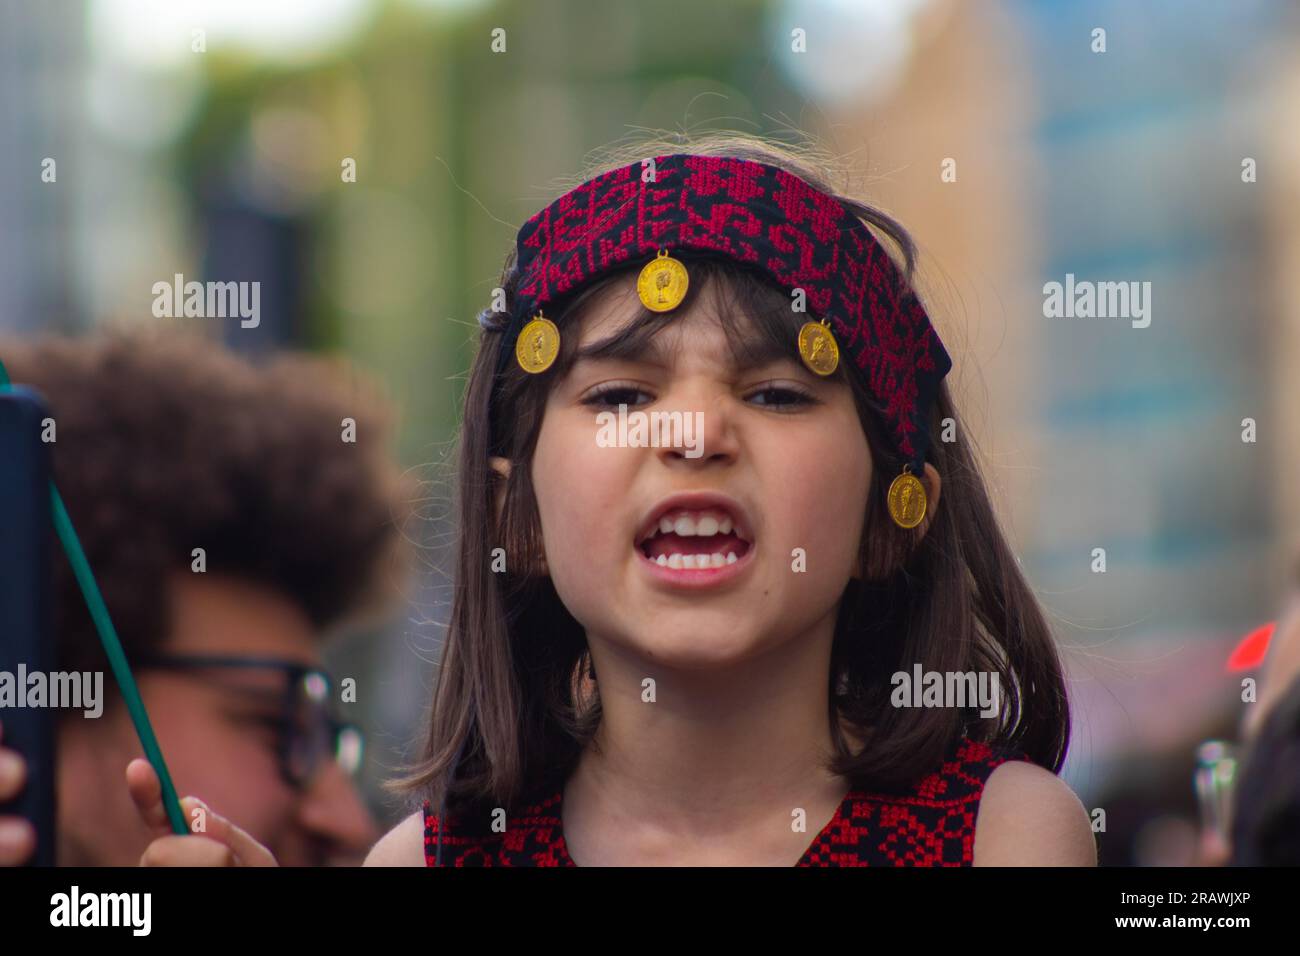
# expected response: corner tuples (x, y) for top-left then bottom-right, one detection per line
(1227, 621), (1275, 671)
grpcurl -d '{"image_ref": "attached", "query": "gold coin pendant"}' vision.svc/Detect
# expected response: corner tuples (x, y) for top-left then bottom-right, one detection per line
(516, 315), (560, 374)
(637, 250), (689, 312)
(798, 320), (840, 376)
(887, 470), (928, 529)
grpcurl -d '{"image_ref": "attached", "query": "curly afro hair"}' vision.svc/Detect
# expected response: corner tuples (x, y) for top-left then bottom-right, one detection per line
(1, 329), (407, 675)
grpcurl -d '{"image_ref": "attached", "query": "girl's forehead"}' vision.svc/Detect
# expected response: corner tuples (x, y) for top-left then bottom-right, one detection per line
(571, 272), (767, 360)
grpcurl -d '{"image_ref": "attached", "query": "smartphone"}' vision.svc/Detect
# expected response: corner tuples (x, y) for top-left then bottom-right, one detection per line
(0, 386), (57, 866)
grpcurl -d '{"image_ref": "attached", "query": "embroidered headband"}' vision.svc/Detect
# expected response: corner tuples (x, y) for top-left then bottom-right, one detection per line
(489, 153), (952, 529)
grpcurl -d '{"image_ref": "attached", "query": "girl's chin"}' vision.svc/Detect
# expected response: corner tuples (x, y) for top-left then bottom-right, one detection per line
(617, 629), (766, 670)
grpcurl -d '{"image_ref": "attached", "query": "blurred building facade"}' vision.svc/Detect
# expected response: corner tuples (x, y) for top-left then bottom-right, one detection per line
(819, 0), (1300, 860)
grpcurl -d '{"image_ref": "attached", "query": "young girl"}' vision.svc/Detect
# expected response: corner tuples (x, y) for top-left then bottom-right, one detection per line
(130, 134), (1096, 867)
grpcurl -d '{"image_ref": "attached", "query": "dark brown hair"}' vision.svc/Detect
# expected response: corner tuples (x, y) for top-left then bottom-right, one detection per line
(0, 329), (406, 685)
(399, 133), (1070, 814)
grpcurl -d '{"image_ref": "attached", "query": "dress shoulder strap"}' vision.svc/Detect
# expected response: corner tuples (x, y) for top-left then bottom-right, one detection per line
(423, 788), (569, 867)
(799, 735), (1031, 866)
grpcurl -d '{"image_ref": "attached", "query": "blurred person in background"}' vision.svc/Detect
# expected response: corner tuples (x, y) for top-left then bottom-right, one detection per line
(0, 331), (406, 865)
(1225, 567), (1300, 865)
(1230, 671), (1300, 865)
(1186, 562), (1300, 866)
(1242, 571), (1300, 740)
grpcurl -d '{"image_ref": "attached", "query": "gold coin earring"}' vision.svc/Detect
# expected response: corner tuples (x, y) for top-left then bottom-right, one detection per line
(797, 317), (839, 376)
(886, 463), (928, 530)
(637, 249), (689, 312)
(516, 310), (560, 374)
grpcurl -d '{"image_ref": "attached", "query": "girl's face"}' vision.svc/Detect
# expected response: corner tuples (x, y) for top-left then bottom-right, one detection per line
(529, 274), (872, 668)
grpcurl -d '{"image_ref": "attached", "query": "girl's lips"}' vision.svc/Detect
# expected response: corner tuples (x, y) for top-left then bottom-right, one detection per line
(634, 539), (757, 590)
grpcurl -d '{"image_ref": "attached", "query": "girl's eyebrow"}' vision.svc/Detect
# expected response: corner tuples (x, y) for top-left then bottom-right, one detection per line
(573, 333), (672, 369)
(573, 328), (795, 373)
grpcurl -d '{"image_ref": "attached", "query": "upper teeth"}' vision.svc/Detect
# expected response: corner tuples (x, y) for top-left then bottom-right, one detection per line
(653, 510), (735, 538)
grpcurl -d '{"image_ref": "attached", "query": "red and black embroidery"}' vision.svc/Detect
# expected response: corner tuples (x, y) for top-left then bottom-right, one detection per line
(424, 736), (1026, 867)
(496, 154), (952, 472)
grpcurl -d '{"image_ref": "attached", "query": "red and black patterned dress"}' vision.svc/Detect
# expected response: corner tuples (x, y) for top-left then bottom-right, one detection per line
(423, 735), (1028, 866)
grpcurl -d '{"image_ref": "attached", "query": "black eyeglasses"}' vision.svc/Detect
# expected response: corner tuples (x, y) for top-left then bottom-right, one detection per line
(133, 653), (364, 789)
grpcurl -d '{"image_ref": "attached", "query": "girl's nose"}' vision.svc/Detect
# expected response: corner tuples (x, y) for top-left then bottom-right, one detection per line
(655, 382), (740, 466)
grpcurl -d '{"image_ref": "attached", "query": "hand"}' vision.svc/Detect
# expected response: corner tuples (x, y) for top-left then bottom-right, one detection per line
(0, 721), (37, 866)
(127, 758), (278, 866)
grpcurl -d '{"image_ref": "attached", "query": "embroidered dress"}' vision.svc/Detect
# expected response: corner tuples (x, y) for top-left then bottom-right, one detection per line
(424, 735), (1027, 866)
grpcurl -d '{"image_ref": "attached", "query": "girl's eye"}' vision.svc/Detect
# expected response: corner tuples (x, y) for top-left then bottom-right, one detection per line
(746, 385), (816, 410)
(581, 384), (651, 408)
(581, 382), (818, 410)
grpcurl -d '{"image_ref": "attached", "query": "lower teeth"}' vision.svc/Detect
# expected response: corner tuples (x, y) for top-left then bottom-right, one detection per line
(654, 552), (739, 569)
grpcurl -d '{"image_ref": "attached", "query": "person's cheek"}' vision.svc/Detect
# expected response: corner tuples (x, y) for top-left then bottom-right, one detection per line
(775, 433), (866, 597)
(775, 452), (843, 567)
(216, 732), (298, 854)
(545, 505), (601, 616)
(534, 420), (620, 625)
(155, 690), (289, 845)
(821, 418), (871, 567)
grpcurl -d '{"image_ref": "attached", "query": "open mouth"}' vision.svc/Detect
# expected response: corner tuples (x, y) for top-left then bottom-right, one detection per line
(635, 503), (754, 570)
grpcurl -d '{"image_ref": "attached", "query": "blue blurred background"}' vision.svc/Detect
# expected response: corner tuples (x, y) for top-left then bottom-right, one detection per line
(3, 0), (1298, 864)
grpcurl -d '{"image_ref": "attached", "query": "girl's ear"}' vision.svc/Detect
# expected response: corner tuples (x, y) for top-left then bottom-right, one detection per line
(489, 456), (512, 527)
(854, 462), (943, 581)
(913, 462), (942, 539)
(488, 455), (549, 577)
